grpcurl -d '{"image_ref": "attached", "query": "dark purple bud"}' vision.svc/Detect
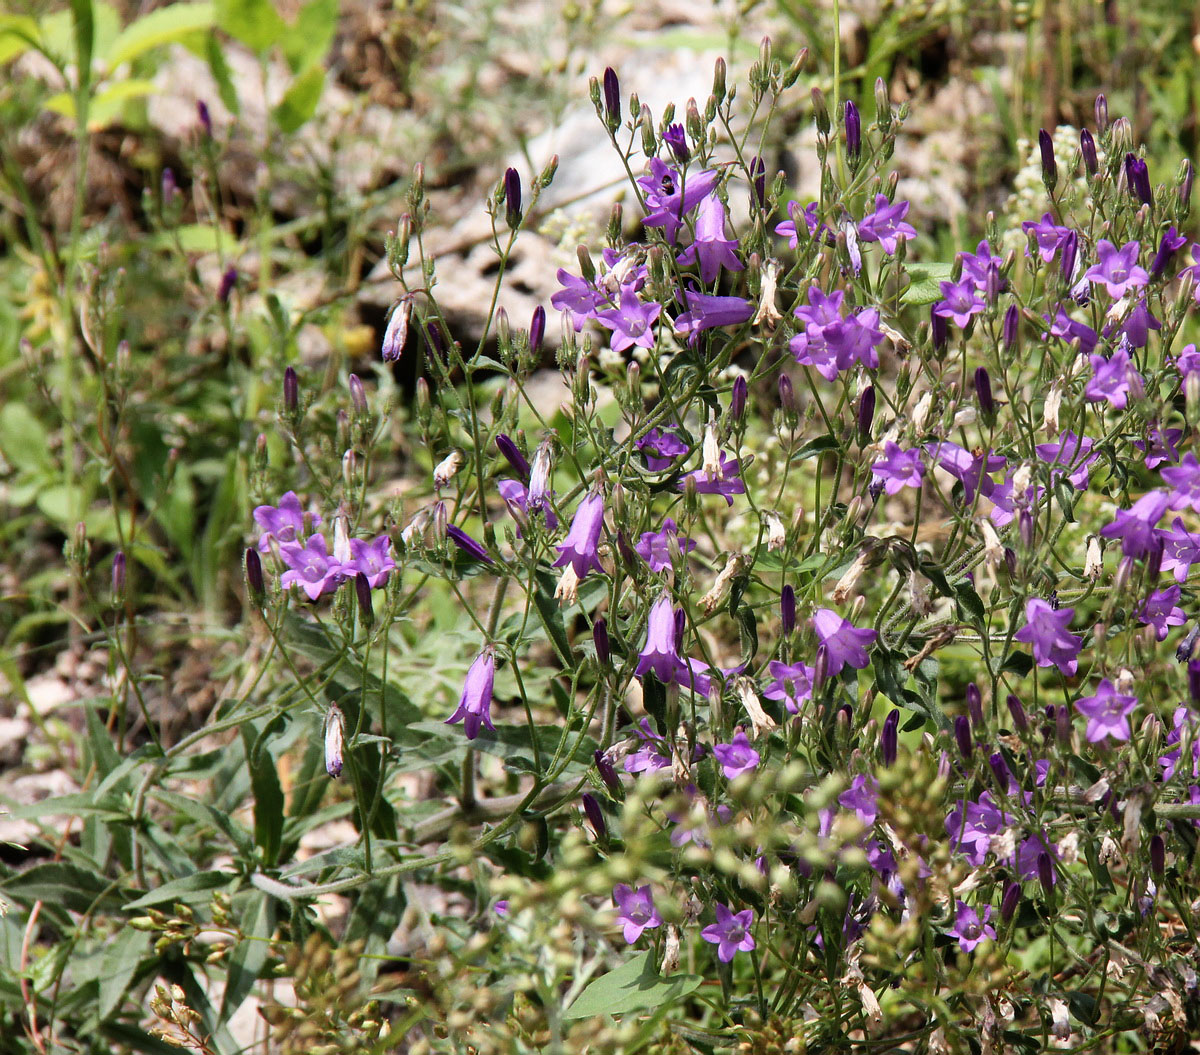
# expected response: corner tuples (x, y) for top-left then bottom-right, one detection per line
(602, 67), (621, 128)
(985, 261), (1001, 305)
(781, 585), (795, 636)
(1080, 128), (1097, 176)
(663, 122), (689, 163)
(988, 751), (1011, 791)
(355, 571), (374, 627)
(1019, 509), (1034, 549)
(857, 385), (875, 443)
(161, 167), (178, 202)
(283, 366), (299, 415)
(446, 524), (493, 563)
(967, 684), (983, 728)
(954, 715), (973, 760)
(529, 305), (546, 356)
(1055, 705), (1071, 745)
(881, 709), (899, 766)
(1000, 880), (1020, 922)
(1004, 548), (1017, 577)
(1189, 660), (1200, 703)
(1150, 833), (1165, 877)
(495, 433), (530, 481)
(1037, 851), (1055, 895)
(111, 550), (126, 599)
(1176, 624), (1200, 663)
(1006, 694), (1027, 733)
(1145, 537), (1163, 583)
(348, 373), (367, 415)
(1003, 303), (1018, 353)
(813, 645), (829, 687)
(1038, 130), (1057, 193)
(730, 374), (748, 421)
(594, 749), (620, 795)
(749, 155), (767, 209)
(673, 607), (686, 650)
(1125, 153), (1152, 206)
(844, 101), (861, 164)
(1060, 231), (1078, 286)
(218, 266), (238, 304)
(424, 320), (445, 358)
(503, 168), (522, 228)
(1180, 160), (1194, 212)
(1151, 227), (1184, 279)
(245, 547), (265, 604)
(930, 305), (948, 352)
(1094, 93), (1108, 132)
(197, 100), (212, 137)
(777, 373), (796, 415)
(593, 617), (610, 665)
(581, 792), (607, 841)
(974, 367), (994, 422)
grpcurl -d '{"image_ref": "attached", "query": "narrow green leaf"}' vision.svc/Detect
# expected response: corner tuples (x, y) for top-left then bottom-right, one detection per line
(99, 927), (151, 1020)
(214, 0), (283, 52)
(205, 30), (239, 114)
(105, 1), (213, 68)
(280, 0), (335, 73)
(272, 63), (324, 134)
(220, 890), (273, 1025)
(241, 727), (284, 867)
(124, 869), (235, 910)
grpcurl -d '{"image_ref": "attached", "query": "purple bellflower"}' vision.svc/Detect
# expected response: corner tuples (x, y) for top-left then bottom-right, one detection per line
(1044, 305), (1099, 354)
(1136, 425), (1182, 469)
(1013, 598), (1083, 675)
(279, 536), (345, 600)
(856, 195), (916, 254)
(1161, 517), (1200, 583)
(638, 158), (719, 243)
(676, 192), (743, 283)
(1139, 586), (1186, 641)
(346, 535), (395, 589)
(934, 277), (985, 329)
(1075, 679), (1138, 742)
(1022, 214), (1073, 263)
(554, 493), (606, 578)
(1084, 240), (1149, 299)
(775, 200), (826, 247)
(637, 426), (688, 471)
(1161, 453), (1200, 510)
(950, 901), (996, 953)
(871, 442), (925, 494)
(612, 884), (663, 943)
(762, 659), (817, 713)
(446, 647), (496, 739)
(1035, 432), (1099, 490)
(673, 291), (754, 342)
(926, 442), (1006, 504)
(255, 491), (319, 553)
(838, 773), (879, 826)
(678, 452), (746, 506)
(595, 288), (661, 352)
(713, 730), (760, 779)
(634, 594), (683, 685)
(812, 608), (877, 678)
(635, 517), (695, 572)
(701, 903), (756, 962)
(624, 717), (671, 774)
(1098, 490), (1169, 557)
(1085, 346), (1143, 409)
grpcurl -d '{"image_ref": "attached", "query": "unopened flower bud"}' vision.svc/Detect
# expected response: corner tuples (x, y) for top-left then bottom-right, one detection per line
(1179, 159), (1194, 216)
(581, 792), (607, 841)
(777, 373), (796, 417)
(529, 305), (546, 357)
(1038, 130), (1057, 194)
(639, 104), (656, 157)
(1125, 153), (1152, 206)
(382, 299), (410, 362)
(930, 306), (948, 352)
(595, 749), (620, 795)
(954, 715), (973, 760)
(283, 366), (299, 416)
(730, 374), (747, 421)
(749, 155), (767, 209)
(881, 709), (899, 765)
(712, 57), (726, 105)
(503, 168), (522, 229)
(663, 122), (689, 162)
(811, 87), (830, 136)
(1000, 880), (1020, 922)
(974, 367), (995, 424)
(111, 550), (126, 601)
(1177, 624), (1200, 664)
(602, 67), (621, 129)
(324, 704), (346, 778)
(1006, 694), (1027, 733)
(1077, 128), (1098, 178)
(843, 100), (861, 166)
(245, 547), (265, 605)
(857, 385), (875, 443)
(593, 617), (610, 666)
(348, 372), (367, 415)
(1094, 93), (1108, 132)
(1038, 852), (1055, 896)
(355, 571), (374, 628)
(1190, 659), (1200, 702)
(1055, 704), (1071, 745)
(495, 433), (529, 480)
(781, 585), (796, 636)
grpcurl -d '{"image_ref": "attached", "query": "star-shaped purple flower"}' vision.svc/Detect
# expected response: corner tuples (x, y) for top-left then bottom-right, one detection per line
(713, 729), (760, 779)
(1075, 678), (1138, 742)
(1022, 213), (1073, 263)
(1084, 240), (1149, 299)
(933, 278), (985, 328)
(950, 900), (996, 952)
(594, 287), (661, 352)
(762, 659), (816, 713)
(701, 903), (756, 962)
(635, 517), (695, 573)
(677, 452), (746, 506)
(856, 194), (917, 254)
(1098, 490), (1169, 558)
(612, 884), (662, 943)
(1138, 586), (1186, 641)
(812, 608), (877, 678)
(254, 491), (319, 553)
(1013, 598), (1082, 676)
(871, 442), (925, 494)
(1085, 346), (1142, 409)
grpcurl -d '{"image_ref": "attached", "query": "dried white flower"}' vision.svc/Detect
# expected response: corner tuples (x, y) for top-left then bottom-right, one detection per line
(433, 450), (463, 491)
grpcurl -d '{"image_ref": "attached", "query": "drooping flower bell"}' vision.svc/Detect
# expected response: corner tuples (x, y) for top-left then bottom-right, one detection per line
(446, 647), (497, 739)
